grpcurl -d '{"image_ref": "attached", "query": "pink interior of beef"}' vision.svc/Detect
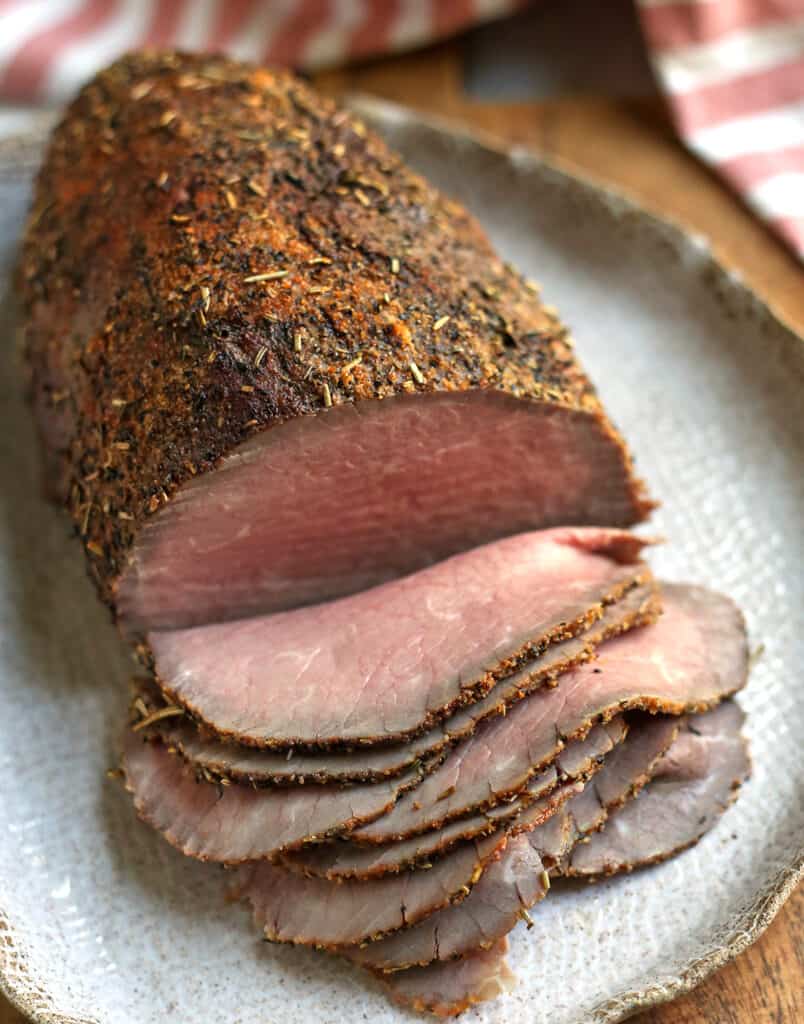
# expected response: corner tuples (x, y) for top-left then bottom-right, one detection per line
(148, 527), (647, 746)
(116, 390), (642, 632)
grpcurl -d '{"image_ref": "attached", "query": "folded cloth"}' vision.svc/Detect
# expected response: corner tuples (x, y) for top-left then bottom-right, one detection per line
(636, 0), (804, 258)
(0, 0), (801, 259)
(0, 1), (523, 102)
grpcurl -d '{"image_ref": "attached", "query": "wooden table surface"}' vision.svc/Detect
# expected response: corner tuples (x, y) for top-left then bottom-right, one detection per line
(2, 35), (802, 1024)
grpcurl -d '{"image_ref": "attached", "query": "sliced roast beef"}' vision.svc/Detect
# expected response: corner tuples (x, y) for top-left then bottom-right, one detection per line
(21, 52), (652, 635)
(561, 701), (749, 877)
(280, 778), (584, 883)
(146, 706), (440, 786)
(243, 714), (677, 954)
(350, 709), (627, 845)
(242, 814), (525, 947)
(121, 731), (430, 862)
(344, 826), (554, 973)
(132, 679), (443, 784)
(547, 715), (681, 855)
(377, 939), (515, 1017)
(149, 529), (652, 748)
(353, 583), (744, 843)
(147, 582), (658, 782)
(125, 583), (743, 872)
(340, 715), (678, 973)
(284, 720), (626, 880)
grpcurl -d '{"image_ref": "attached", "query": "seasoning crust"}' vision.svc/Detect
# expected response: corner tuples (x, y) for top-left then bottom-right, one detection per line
(18, 51), (651, 613)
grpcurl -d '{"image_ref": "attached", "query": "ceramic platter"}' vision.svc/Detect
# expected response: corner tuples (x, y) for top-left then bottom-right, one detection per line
(0, 100), (802, 1024)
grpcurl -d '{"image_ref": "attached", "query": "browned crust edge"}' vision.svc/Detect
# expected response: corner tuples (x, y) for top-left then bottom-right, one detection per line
(19, 52), (654, 621)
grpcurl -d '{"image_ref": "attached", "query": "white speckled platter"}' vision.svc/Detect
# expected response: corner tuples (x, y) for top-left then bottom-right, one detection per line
(0, 102), (802, 1024)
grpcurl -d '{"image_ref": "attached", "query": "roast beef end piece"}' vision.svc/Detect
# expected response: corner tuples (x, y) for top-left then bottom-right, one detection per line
(22, 53), (652, 631)
(376, 939), (515, 1018)
(121, 730), (428, 862)
(563, 701), (749, 877)
(148, 527), (653, 748)
(119, 393), (651, 632)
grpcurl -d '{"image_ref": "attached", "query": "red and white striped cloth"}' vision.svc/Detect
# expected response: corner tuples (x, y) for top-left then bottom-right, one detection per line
(639, 0), (804, 258)
(0, 1), (525, 101)
(0, 0), (802, 259)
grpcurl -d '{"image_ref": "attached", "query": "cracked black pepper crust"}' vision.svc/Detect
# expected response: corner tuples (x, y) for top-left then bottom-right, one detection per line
(18, 51), (653, 614)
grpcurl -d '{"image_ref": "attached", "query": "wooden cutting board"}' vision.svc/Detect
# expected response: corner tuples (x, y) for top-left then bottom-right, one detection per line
(1, 39), (801, 1024)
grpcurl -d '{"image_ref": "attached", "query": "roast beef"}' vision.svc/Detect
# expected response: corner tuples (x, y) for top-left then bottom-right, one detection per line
(148, 529), (652, 747)
(121, 730), (431, 862)
(339, 715), (678, 973)
(124, 704), (607, 877)
(353, 582), (745, 843)
(280, 779), (584, 883)
(280, 721), (625, 881)
(242, 713), (677, 954)
(20, 52), (652, 636)
(285, 720), (627, 878)
(342, 822), (556, 973)
(136, 678), (443, 784)
(123, 583), (744, 871)
(377, 939), (515, 1017)
(561, 701), (749, 877)
(146, 581), (657, 782)
(20, 51), (757, 1020)
(242, 816), (526, 947)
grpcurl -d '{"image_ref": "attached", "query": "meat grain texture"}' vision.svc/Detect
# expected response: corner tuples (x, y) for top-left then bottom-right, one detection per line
(21, 51), (753, 1019)
(148, 528), (654, 747)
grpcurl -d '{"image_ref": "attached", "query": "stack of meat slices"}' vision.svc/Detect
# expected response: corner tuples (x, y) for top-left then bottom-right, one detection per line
(124, 538), (749, 1016)
(18, 54), (751, 1016)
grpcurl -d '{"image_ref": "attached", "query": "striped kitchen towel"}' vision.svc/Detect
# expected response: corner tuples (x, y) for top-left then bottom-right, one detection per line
(638, 0), (804, 258)
(0, 0), (802, 259)
(0, 1), (525, 102)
